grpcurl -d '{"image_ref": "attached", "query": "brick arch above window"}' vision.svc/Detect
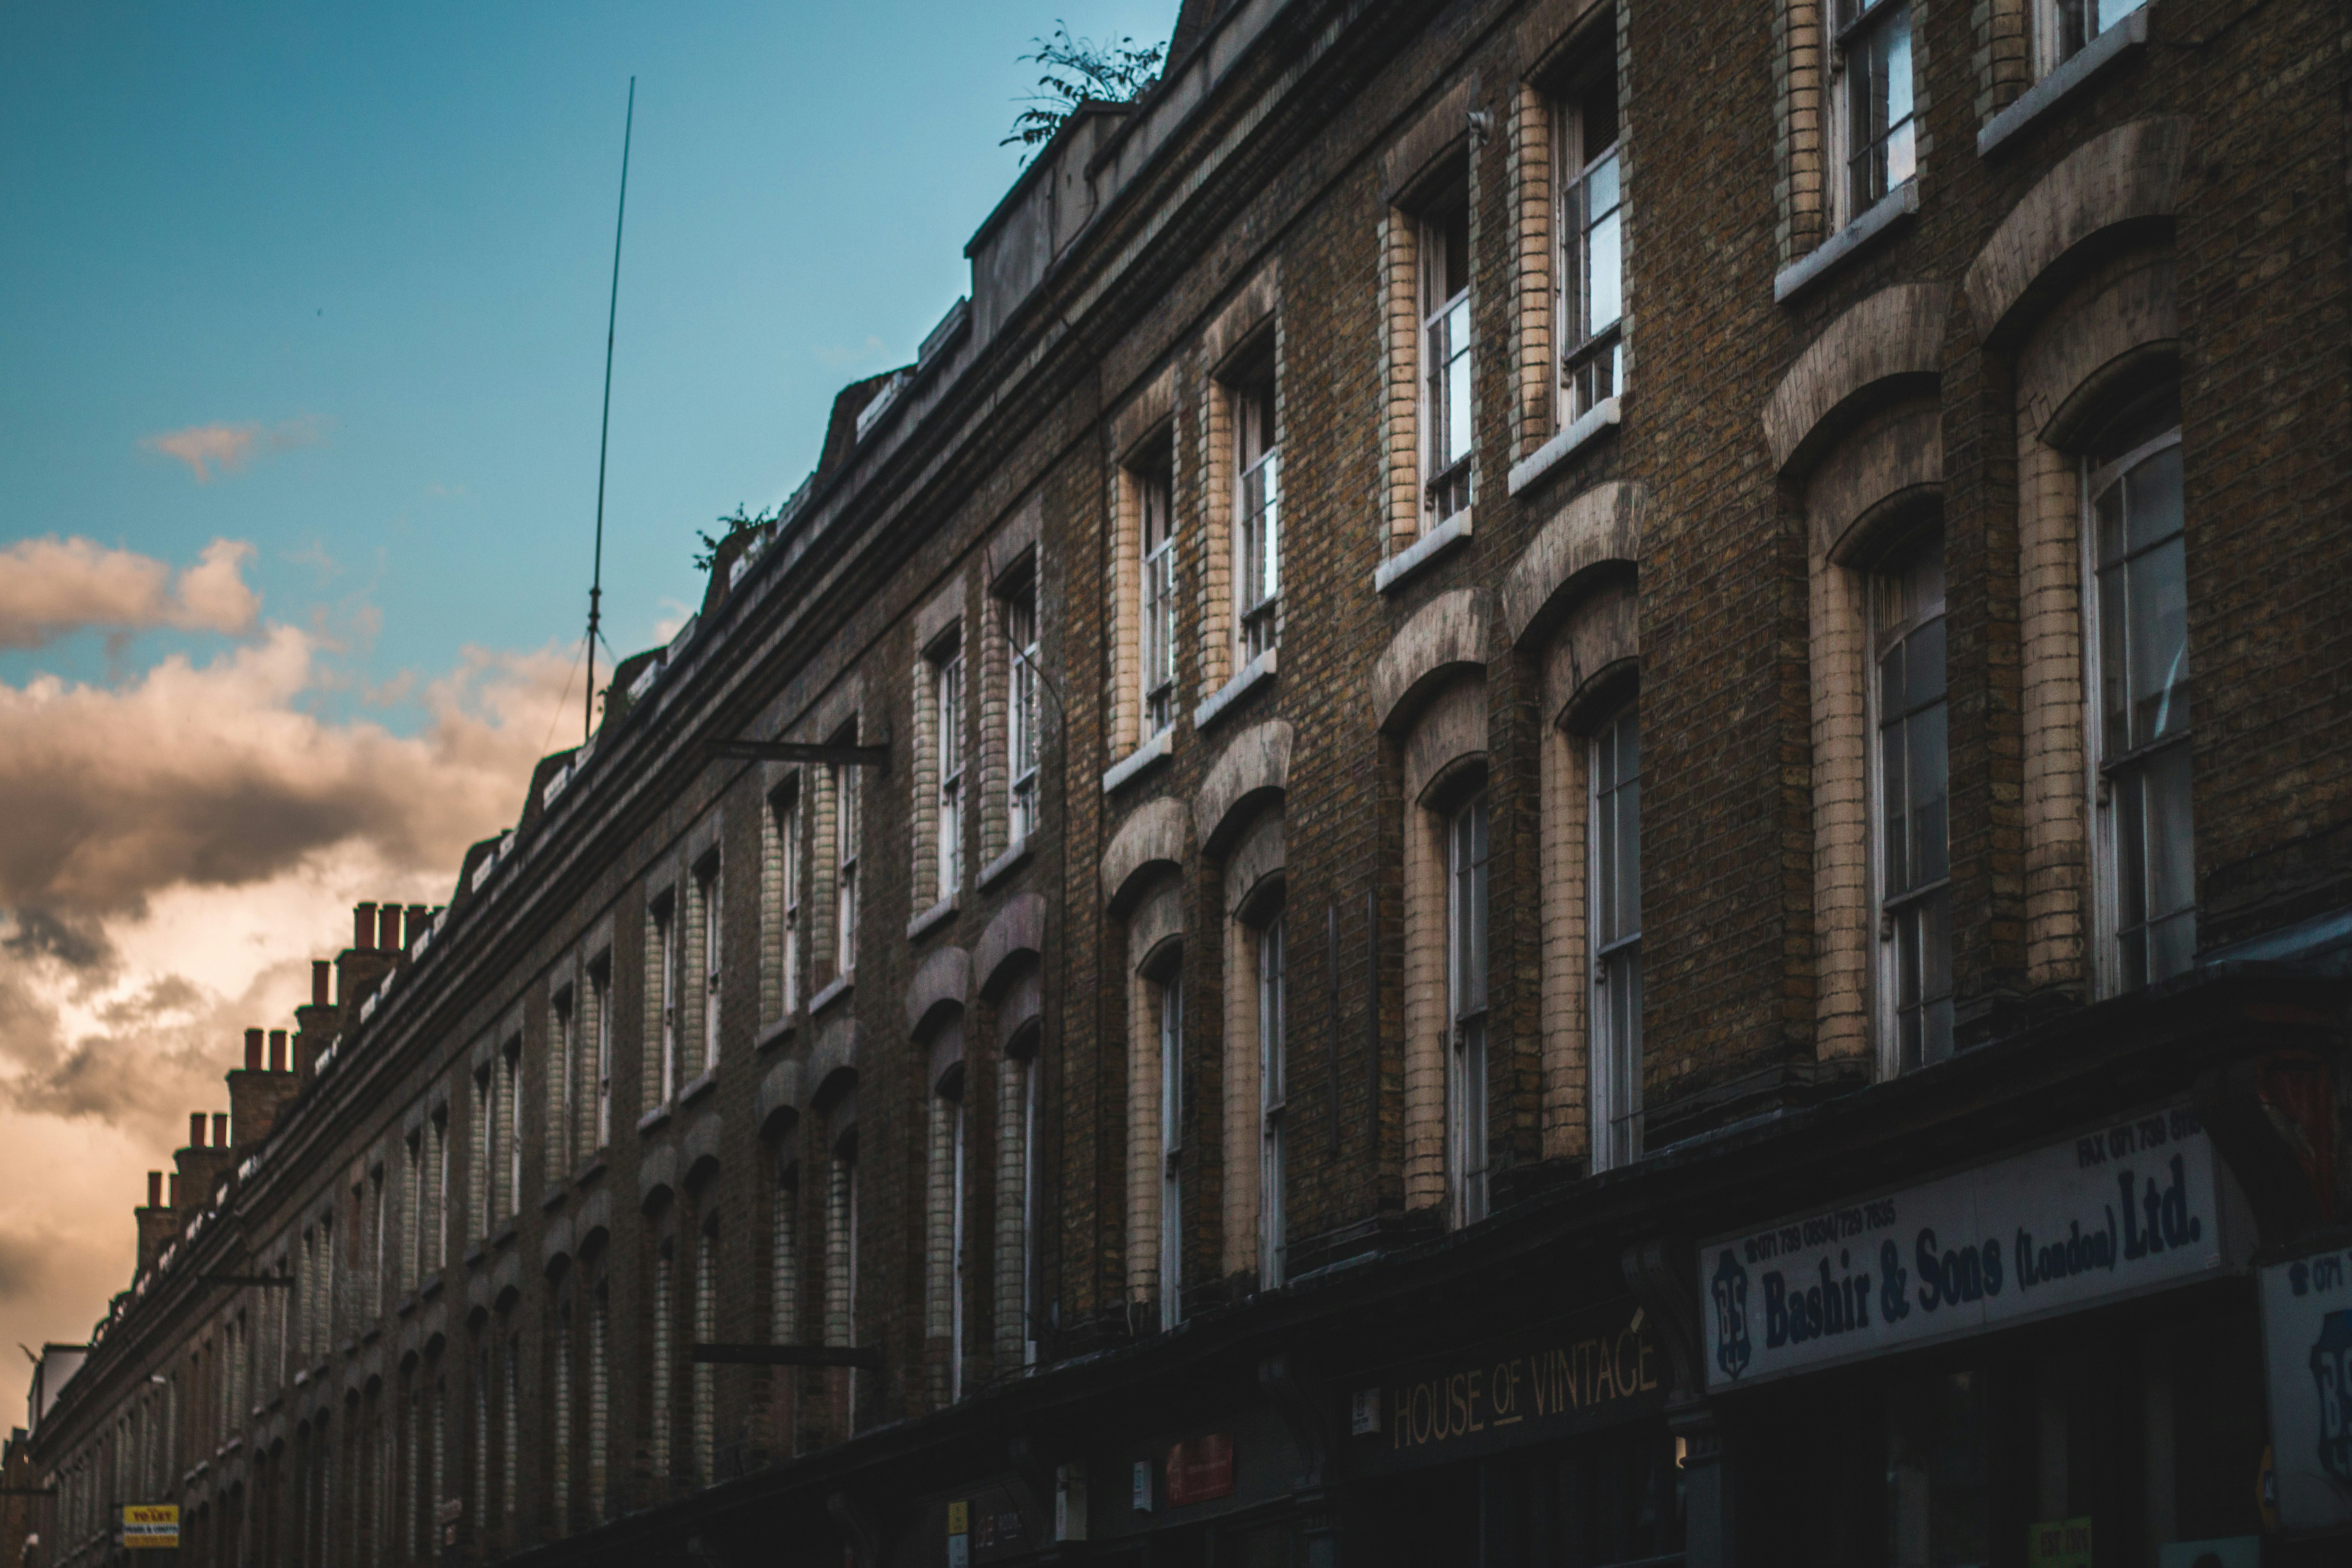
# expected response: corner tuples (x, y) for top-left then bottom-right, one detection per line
(1764, 283), (1951, 475)
(540, 1216), (573, 1279)
(1805, 398), (1945, 566)
(1127, 878), (1185, 979)
(637, 1146), (678, 1215)
(1373, 588), (1490, 734)
(1966, 117), (2188, 349)
(1194, 719), (1291, 857)
(975, 893), (1045, 1000)
(905, 946), (972, 1042)
(755, 1059), (802, 1143)
(1541, 579), (1637, 734)
(2018, 251), (2177, 447)
(1501, 480), (1644, 651)
(1102, 797), (1189, 916)
(681, 1109), (722, 1189)
(1403, 673), (1490, 806)
(806, 1016), (859, 1114)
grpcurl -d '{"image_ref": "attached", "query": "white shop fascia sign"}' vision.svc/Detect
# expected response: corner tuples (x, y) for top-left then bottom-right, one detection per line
(1701, 1104), (2246, 1390)
(2258, 1239), (2352, 1533)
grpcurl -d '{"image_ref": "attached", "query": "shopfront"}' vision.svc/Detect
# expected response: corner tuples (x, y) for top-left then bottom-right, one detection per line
(1338, 1297), (1681, 1568)
(1700, 1104), (2268, 1568)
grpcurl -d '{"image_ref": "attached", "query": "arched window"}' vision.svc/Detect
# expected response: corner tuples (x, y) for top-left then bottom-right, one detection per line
(1872, 528), (1952, 1068)
(2087, 389), (2191, 990)
(1448, 790), (1492, 1224)
(691, 1213), (718, 1485)
(1590, 701), (1643, 1168)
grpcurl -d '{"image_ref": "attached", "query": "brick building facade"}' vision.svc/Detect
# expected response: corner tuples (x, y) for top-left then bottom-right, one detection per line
(25, 0), (2352, 1564)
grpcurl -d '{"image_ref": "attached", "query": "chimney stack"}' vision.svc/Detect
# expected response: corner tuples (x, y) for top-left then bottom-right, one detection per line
(135, 1170), (175, 1277)
(212, 1112), (228, 1148)
(354, 902), (377, 951)
(190, 1112), (206, 1149)
(269, 1030), (288, 1072)
(168, 1173), (181, 1207)
(312, 961), (331, 1007)
(244, 1028), (263, 1071)
(407, 904), (431, 949)
(377, 902), (402, 953)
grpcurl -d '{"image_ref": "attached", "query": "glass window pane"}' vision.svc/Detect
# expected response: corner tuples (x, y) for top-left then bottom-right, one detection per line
(2097, 558), (2133, 756)
(1586, 191), (1622, 334)
(2128, 536), (2190, 746)
(1881, 721), (1909, 893)
(1907, 615), (1945, 708)
(1444, 301), (1473, 468)
(2142, 741), (2195, 923)
(1908, 701), (1948, 885)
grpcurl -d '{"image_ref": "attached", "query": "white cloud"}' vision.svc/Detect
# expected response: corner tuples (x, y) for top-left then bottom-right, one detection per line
(140, 416), (326, 482)
(0, 536), (261, 650)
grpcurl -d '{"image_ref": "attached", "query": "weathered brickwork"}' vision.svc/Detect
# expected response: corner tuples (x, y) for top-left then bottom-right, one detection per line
(29, 0), (2347, 1562)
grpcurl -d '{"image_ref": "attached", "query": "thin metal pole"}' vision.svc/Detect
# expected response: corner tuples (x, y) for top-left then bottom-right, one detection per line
(586, 77), (636, 745)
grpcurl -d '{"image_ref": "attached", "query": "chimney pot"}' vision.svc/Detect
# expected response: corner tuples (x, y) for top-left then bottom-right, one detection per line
(168, 1174), (181, 1208)
(378, 903), (402, 952)
(212, 1112), (228, 1148)
(189, 1112), (206, 1149)
(147, 1171), (162, 1209)
(269, 1030), (288, 1072)
(244, 1028), (264, 1070)
(312, 960), (331, 1007)
(354, 902), (377, 950)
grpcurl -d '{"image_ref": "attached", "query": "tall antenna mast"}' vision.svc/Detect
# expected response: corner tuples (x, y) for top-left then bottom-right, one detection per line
(585, 76), (636, 745)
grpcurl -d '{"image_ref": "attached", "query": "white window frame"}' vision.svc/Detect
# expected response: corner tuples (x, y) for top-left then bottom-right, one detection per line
(1234, 374), (1281, 662)
(654, 897), (678, 1106)
(2084, 421), (2193, 996)
(1420, 201), (1474, 529)
(1158, 975), (1184, 1331)
(1589, 701), (1643, 1171)
(934, 640), (965, 896)
(696, 855), (723, 1074)
(1868, 531), (1954, 1076)
(1006, 583), (1041, 844)
(1256, 912), (1287, 1286)
(1447, 792), (1490, 1227)
(2036, 0), (2146, 77)
(777, 792), (801, 1016)
(1556, 75), (1624, 425)
(1140, 466), (1178, 737)
(590, 964), (612, 1151)
(834, 763), (860, 977)
(1830, 0), (1916, 227)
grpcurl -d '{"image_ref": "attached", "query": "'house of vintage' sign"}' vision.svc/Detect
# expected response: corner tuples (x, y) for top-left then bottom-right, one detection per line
(1349, 1300), (1664, 1473)
(1701, 1105), (2243, 1390)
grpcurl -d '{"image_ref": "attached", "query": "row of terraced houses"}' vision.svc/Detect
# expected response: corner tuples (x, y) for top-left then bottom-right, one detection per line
(22, 0), (2352, 1564)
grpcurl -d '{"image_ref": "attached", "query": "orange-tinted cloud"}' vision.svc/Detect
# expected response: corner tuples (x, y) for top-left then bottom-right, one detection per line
(139, 416), (325, 482)
(0, 535), (262, 650)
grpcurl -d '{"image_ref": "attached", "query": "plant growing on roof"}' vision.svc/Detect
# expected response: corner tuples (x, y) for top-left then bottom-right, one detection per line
(1001, 21), (1166, 156)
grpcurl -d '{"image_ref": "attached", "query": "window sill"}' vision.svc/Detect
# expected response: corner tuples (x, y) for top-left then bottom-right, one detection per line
(679, 1068), (719, 1107)
(397, 1290), (418, 1318)
(572, 1154), (607, 1188)
(1978, 10), (2147, 157)
(1193, 648), (1277, 732)
(753, 1016), (796, 1053)
(1100, 729), (1173, 795)
(1509, 397), (1622, 496)
(463, 1240), (487, 1268)
(1773, 179), (1918, 305)
(360, 1327), (382, 1347)
(636, 1102), (673, 1136)
(809, 972), (854, 1017)
(421, 1275), (445, 1301)
(493, 1218), (518, 1248)
(540, 1184), (569, 1213)
(1374, 511), (1473, 595)
(978, 838), (1032, 891)
(906, 894), (959, 942)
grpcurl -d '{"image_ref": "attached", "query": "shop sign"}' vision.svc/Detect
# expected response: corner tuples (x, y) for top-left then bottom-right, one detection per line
(1701, 1106), (2238, 1390)
(2026, 1516), (2092, 1568)
(1164, 1434), (1234, 1505)
(1347, 1300), (1663, 1474)
(2258, 1236), (2352, 1531)
(938, 1486), (1030, 1564)
(122, 1504), (178, 1549)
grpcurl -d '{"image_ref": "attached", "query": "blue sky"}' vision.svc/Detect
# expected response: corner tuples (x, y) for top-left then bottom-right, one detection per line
(0, 0), (1173, 722)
